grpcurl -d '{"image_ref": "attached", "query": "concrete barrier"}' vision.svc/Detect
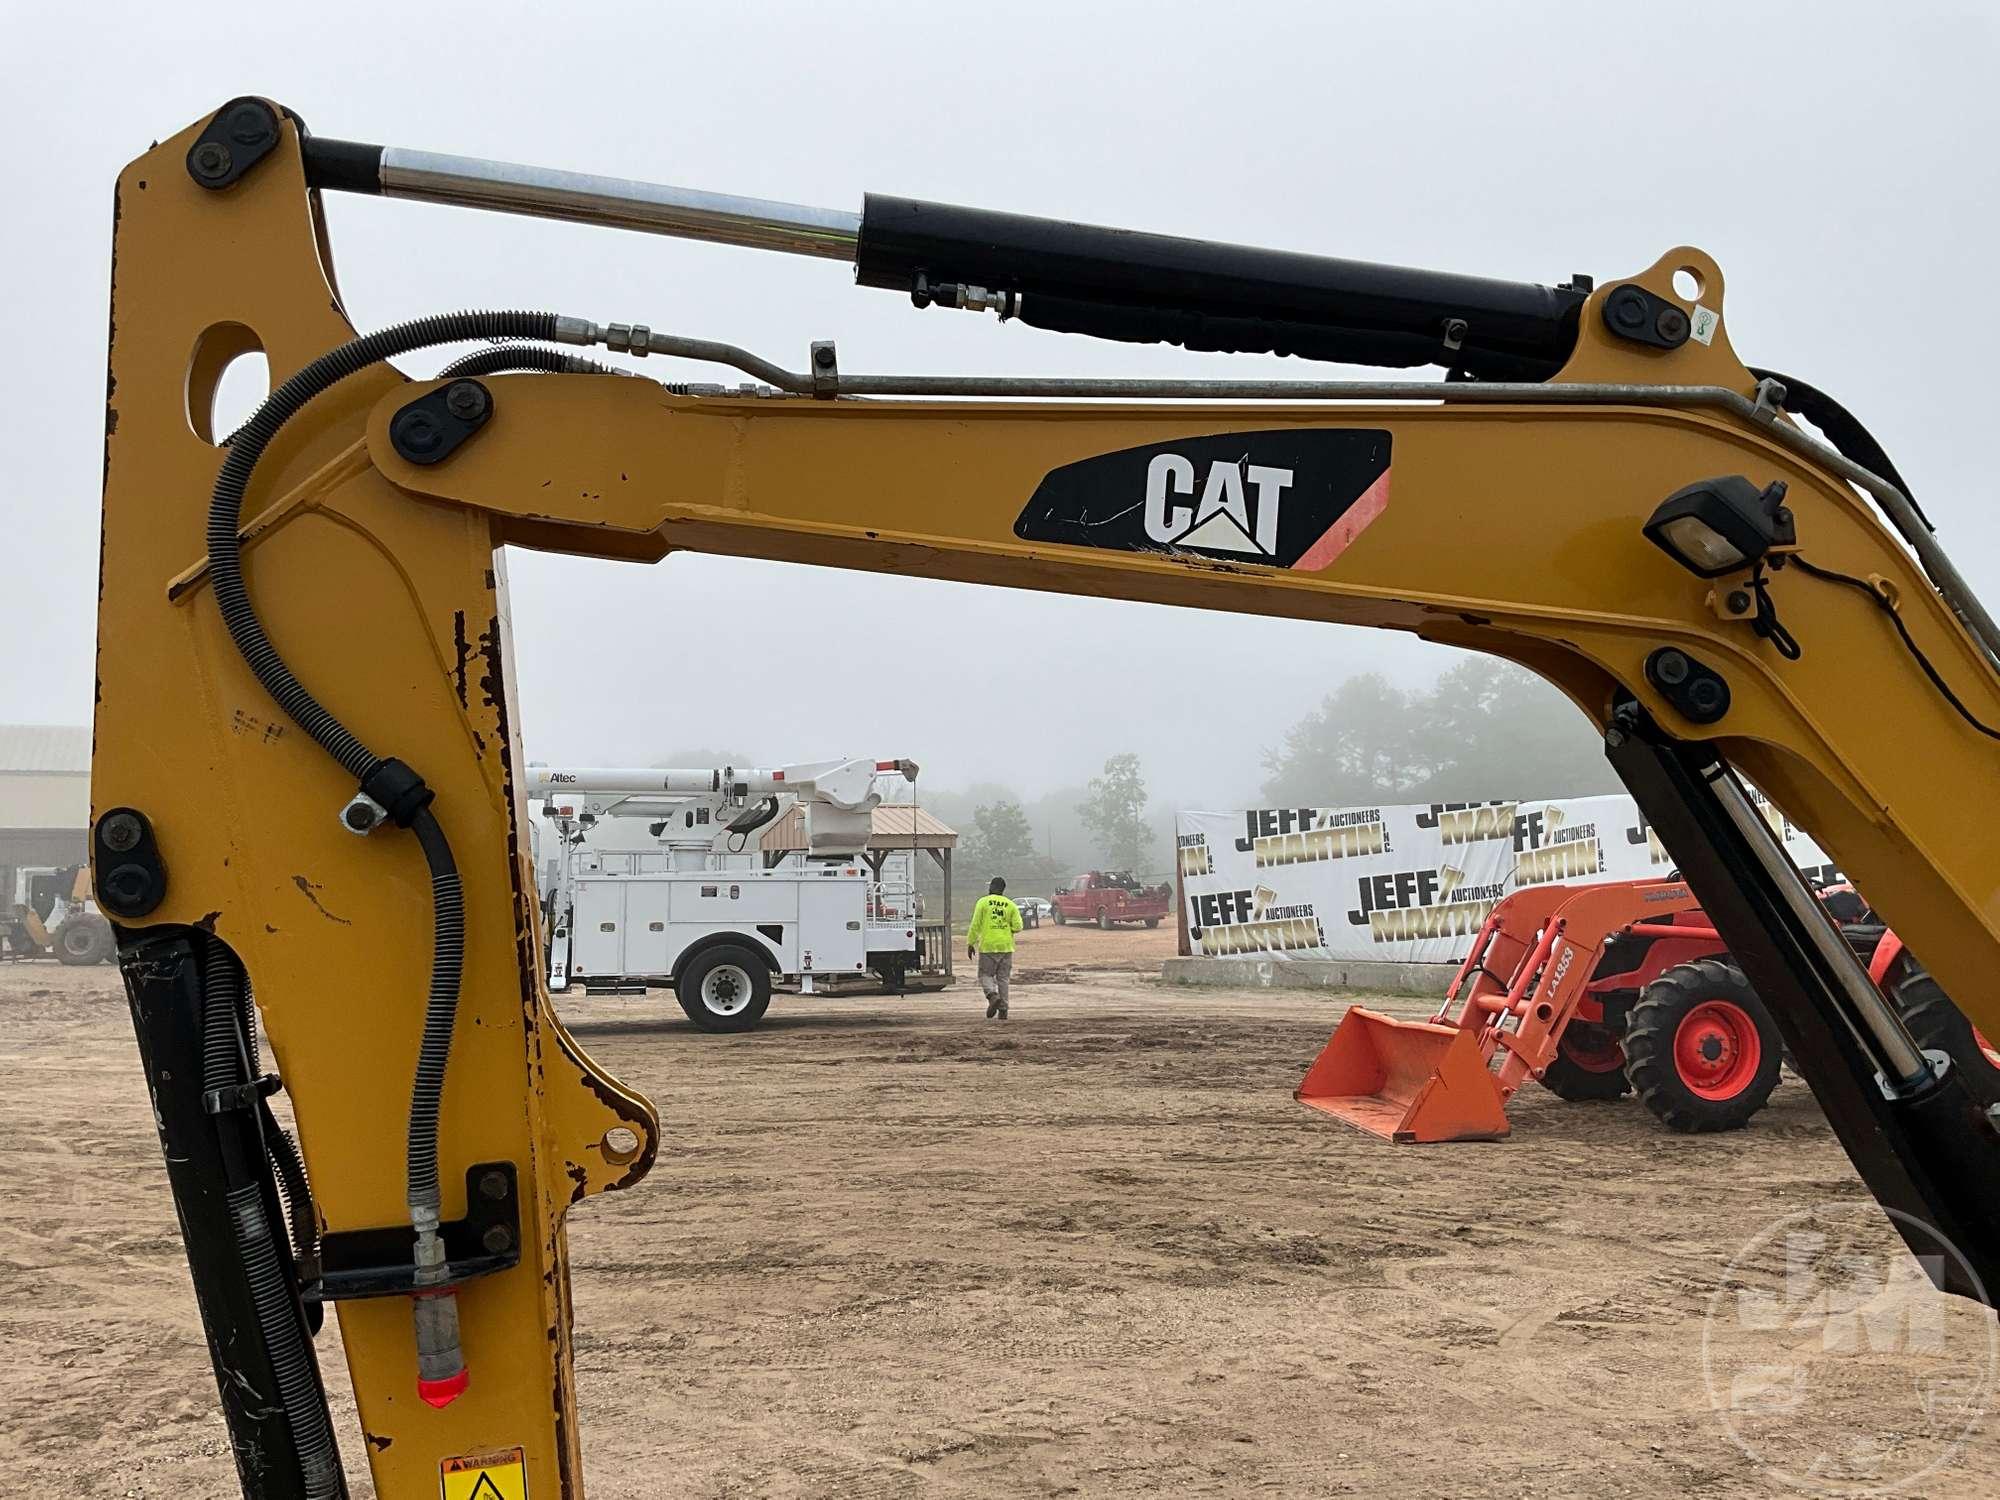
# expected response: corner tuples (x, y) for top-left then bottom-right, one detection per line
(1160, 956), (1457, 997)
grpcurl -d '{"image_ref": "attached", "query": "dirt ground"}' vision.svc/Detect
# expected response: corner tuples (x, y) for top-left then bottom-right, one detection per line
(3, 948), (1997, 1499)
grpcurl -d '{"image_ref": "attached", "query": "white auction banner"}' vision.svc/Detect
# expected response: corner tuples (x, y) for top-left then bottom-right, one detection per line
(1176, 794), (1837, 964)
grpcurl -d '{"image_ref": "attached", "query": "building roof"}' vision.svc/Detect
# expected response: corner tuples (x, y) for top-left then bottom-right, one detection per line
(760, 803), (958, 853)
(0, 725), (90, 775)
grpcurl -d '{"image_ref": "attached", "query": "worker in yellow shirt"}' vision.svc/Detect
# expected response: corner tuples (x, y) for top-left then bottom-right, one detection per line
(966, 876), (1024, 1020)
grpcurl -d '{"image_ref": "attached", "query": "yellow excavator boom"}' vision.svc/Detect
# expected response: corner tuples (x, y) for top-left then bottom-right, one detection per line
(94, 100), (2000, 1497)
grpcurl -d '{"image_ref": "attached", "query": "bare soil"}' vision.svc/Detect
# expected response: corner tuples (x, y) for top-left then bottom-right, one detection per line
(2, 957), (1995, 1498)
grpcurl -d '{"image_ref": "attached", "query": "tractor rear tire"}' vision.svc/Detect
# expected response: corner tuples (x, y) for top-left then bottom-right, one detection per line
(1624, 959), (1783, 1133)
(1538, 1024), (1633, 1101)
(54, 913), (115, 966)
(1888, 961), (2000, 1105)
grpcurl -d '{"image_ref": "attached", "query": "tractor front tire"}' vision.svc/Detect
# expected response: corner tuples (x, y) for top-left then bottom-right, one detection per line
(1624, 960), (1783, 1132)
(1889, 961), (2000, 1105)
(1538, 1023), (1632, 1101)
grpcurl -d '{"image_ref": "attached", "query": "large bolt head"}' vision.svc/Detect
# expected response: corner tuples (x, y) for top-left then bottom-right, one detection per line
(224, 103), (272, 146)
(103, 864), (152, 909)
(392, 409), (443, 456)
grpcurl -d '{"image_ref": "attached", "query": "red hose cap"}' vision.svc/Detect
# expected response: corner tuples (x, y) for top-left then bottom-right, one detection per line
(417, 1368), (470, 1408)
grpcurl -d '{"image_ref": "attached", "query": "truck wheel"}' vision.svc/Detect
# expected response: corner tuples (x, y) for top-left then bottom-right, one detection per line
(1887, 960), (2000, 1104)
(1538, 1023), (1632, 1101)
(676, 945), (772, 1033)
(54, 913), (115, 966)
(1623, 960), (1783, 1132)
(1052, 906), (1066, 925)
(1144, 917), (1160, 929)
(1096, 907), (1110, 930)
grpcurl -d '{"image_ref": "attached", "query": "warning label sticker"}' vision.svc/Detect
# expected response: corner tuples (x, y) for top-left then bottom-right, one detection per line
(441, 1447), (528, 1500)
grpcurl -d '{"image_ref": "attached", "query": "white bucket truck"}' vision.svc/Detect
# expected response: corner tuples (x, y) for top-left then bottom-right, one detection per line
(528, 759), (921, 1031)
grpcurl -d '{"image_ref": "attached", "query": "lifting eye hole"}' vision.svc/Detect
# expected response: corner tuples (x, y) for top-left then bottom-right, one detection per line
(185, 322), (269, 446)
(601, 1127), (641, 1165)
(1672, 267), (1704, 303)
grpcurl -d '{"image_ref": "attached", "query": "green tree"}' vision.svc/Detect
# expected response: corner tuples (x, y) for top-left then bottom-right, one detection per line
(1417, 659), (1620, 799)
(1259, 660), (1620, 806)
(1259, 673), (1423, 806)
(962, 798), (1036, 872)
(1078, 753), (1155, 871)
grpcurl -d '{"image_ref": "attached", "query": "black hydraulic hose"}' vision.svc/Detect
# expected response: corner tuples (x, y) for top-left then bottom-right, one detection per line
(1747, 365), (1934, 532)
(437, 343), (622, 378)
(202, 943), (344, 1499)
(407, 806), (465, 1220)
(207, 310), (557, 780)
(259, 1101), (319, 1263)
(205, 309), (558, 1235)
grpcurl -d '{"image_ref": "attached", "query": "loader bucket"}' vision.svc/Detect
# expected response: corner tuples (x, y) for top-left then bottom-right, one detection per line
(1295, 1007), (1511, 1143)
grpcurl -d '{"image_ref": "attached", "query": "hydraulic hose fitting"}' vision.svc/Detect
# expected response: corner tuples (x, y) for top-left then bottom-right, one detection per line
(412, 1228), (468, 1408)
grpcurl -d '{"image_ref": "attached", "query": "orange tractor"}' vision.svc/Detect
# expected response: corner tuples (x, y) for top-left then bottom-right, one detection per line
(1297, 877), (1995, 1143)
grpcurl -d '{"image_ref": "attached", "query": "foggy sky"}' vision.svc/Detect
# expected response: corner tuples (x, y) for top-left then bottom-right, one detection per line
(5, 2), (1997, 812)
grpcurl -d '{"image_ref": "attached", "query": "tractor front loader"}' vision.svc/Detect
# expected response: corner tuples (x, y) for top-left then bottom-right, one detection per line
(1299, 875), (2000, 1142)
(1298, 879), (1787, 1140)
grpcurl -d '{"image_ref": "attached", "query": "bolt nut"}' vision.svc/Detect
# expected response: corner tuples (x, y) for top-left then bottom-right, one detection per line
(341, 798), (383, 834)
(1652, 649), (1691, 686)
(478, 1170), (510, 1201)
(1725, 590), (1753, 615)
(1655, 306), (1690, 343)
(100, 812), (144, 852)
(1610, 288), (1647, 330)
(481, 1224), (514, 1255)
(443, 381), (489, 422)
(191, 141), (232, 180)
(1688, 678), (1725, 714)
(813, 346), (836, 369)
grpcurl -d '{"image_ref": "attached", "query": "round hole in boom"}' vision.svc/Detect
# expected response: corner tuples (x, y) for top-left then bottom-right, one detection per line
(601, 1126), (641, 1164)
(185, 322), (269, 446)
(1672, 267), (1704, 303)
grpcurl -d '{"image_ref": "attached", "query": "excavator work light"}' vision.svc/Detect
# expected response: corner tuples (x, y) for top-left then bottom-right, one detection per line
(1643, 475), (1794, 578)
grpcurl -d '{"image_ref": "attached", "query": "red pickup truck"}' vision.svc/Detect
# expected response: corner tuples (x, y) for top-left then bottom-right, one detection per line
(1051, 871), (1173, 930)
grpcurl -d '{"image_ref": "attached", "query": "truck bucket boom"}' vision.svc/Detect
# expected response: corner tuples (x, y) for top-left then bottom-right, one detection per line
(1295, 1008), (1510, 1143)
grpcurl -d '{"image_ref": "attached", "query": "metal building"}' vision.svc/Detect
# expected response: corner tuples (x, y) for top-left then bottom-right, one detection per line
(0, 724), (91, 879)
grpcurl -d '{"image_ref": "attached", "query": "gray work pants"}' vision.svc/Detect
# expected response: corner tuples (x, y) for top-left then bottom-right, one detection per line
(977, 951), (1013, 1014)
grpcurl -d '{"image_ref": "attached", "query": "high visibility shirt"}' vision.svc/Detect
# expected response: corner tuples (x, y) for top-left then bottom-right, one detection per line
(966, 894), (1023, 953)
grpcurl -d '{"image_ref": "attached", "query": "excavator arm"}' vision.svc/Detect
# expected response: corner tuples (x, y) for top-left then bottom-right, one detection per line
(97, 101), (2000, 1498)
